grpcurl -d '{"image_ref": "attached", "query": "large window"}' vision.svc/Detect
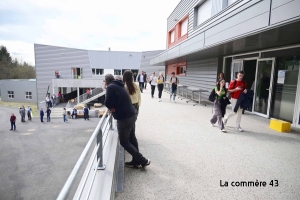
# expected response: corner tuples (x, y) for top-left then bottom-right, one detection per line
(8, 91), (14, 99)
(196, 0), (237, 27)
(197, 0), (212, 26)
(170, 30), (175, 43)
(25, 92), (32, 100)
(114, 69), (121, 75)
(180, 18), (188, 36)
(92, 68), (104, 75)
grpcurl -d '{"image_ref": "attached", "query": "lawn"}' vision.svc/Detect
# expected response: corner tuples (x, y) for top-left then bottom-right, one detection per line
(0, 101), (39, 117)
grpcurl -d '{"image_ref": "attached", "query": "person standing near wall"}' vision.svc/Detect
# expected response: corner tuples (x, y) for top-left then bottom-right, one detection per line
(169, 72), (179, 103)
(223, 71), (247, 132)
(52, 94), (56, 107)
(40, 108), (44, 122)
(46, 107), (51, 122)
(105, 74), (150, 168)
(27, 106), (32, 121)
(157, 73), (165, 102)
(19, 106), (25, 122)
(84, 105), (89, 120)
(10, 113), (16, 131)
(150, 72), (158, 99)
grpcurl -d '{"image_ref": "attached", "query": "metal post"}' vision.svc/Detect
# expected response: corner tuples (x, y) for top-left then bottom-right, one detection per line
(109, 115), (114, 130)
(77, 87), (80, 104)
(97, 128), (105, 170)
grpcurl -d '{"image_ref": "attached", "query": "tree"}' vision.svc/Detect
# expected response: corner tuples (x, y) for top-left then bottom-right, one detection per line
(0, 45), (36, 79)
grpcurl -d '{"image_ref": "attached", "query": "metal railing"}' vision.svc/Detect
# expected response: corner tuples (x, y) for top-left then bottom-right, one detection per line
(57, 109), (113, 200)
(66, 88), (103, 109)
(39, 96), (61, 110)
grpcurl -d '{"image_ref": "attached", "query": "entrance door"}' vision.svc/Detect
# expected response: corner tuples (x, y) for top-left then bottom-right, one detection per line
(252, 58), (275, 117)
(231, 60), (243, 81)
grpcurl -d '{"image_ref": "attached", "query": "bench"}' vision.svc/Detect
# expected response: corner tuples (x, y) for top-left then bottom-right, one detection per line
(186, 87), (209, 106)
(177, 85), (188, 100)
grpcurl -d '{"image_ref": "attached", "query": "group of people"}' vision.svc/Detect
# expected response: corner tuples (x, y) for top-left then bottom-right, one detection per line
(45, 94), (57, 108)
(210, 71), (248, 132)
(10, 105), (32, 130)
(137, 71), (179, 102)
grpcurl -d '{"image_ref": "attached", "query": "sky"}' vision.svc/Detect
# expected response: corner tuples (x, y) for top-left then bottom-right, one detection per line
(0, 0), (181, 66)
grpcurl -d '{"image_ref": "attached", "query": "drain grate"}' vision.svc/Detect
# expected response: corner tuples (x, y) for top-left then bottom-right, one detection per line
(116, 145), (125, 192)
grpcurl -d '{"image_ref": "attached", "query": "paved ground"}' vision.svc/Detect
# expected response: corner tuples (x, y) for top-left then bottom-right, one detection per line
(115, 88), (300, 199)
(0, 106), (99, 200)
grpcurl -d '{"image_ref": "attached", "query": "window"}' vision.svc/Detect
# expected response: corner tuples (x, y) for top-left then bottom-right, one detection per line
(25, 92), (32, 100)
(114, 69), (121, 75)
(180, 18), (188, 36)
(197, 0), (212, 26)
(8, 91), (14, 99)
(177, 66), (187, 75)
(92, 68), (104, 75)
(170, 30), (175, 43)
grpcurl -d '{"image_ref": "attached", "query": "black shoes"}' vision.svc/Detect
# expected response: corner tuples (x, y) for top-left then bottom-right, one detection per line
(125, 161), (141, 168)
(141, 159), (151, 168)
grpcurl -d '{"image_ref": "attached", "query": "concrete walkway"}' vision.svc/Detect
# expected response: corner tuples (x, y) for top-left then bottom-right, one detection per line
(116, 88), (300, 199)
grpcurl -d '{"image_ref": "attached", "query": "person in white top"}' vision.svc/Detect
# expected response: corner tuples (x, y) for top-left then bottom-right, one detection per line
(150, 72), (158, 99)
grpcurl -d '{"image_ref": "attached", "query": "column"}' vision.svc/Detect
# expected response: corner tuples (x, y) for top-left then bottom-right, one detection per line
(77, 87), (80, 104)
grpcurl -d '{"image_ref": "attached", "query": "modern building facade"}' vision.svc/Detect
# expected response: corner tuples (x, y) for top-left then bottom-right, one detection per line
(151, 0), (300, 128)
(34, 44), (164, 104)
(0, 79), (37, 103)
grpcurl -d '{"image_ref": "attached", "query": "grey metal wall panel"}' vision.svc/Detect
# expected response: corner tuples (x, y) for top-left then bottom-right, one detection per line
(180, 33), (205, 55)
(168, 46), (180, 59)
(205, 12), (269, 46)
(166, 57), (218, 100)
(0, 80), (37, 103)
(35, 44), (91, 103)
(270, 0), (300, 25)
(271, 0), (294, 9)
(88, 51), (141, 70)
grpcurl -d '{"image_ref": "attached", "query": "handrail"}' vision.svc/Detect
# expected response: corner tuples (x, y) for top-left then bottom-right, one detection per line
(57, 109), (112, 200)
(66, 88), (103, 109)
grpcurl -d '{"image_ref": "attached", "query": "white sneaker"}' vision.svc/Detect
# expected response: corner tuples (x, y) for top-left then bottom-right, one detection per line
(159, 99), (162, 102)
(236, 126), (243, 132)
(221, 129), (226, 132)
(223, 117), (228, 125)
(210, 123), (214, 127)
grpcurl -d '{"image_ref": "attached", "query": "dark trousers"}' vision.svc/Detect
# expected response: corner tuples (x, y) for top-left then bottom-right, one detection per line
(10, 122), (16, 130)
(151, 85), (156, 97)
(40, 116), (44, 122)
(144, 82), (147, 89)
(158, 84), (163, 98)
(117, 115), (146, 165)
(21, 114), (25, 122)
(84, 113), (89, 120)
(139, 82), (144, 93)
(47, 114), (50, 122)
(27, 112), (31, 120)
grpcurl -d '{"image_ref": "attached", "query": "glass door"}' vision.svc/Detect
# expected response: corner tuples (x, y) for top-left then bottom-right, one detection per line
(252, 58), (275, 117)
(231, 60), (243, 81)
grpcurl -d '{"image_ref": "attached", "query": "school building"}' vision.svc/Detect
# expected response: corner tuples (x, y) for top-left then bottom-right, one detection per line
(150, 0), (300, 128)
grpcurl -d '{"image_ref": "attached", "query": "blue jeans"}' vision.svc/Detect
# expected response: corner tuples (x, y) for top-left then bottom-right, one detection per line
(47, 114), (50, 122)
(63, 114), (68, 122)
(170, 87), (177, 100)
(40, 116), (44, 122)
(139, 82), (144, 93)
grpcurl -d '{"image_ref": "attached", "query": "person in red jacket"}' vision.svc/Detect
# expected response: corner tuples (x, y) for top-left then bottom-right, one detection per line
(223, 71), (247, 132)
(10, 113), (16, 131)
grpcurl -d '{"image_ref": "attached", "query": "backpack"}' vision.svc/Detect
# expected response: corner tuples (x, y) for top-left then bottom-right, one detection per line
(208, 88), (216, 102)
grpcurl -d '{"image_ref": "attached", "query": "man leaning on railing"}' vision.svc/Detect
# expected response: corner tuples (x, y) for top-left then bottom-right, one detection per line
(104, 74), (150, 168)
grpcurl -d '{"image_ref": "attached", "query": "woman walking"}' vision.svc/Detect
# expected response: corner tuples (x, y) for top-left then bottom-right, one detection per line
(63, 108), (68, 122)
(157, 73), (164, 102)
(123, 70), (142, 168)
(210, 79), (226, 132)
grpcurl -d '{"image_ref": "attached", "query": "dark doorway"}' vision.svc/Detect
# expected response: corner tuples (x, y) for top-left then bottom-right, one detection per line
(243, 60), (257, 89)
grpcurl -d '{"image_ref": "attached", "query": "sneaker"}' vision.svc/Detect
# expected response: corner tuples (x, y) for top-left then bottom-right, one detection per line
(158, 99), (162, 102)
(221, 129), (226, 132)
(141, 159), (151, 168)
(210, 123), (214, 127)
(125, 161), (141, 168)
(236, 126), (243, 132)
(9, 129), (12, 131)
(223, 118), (228, 125)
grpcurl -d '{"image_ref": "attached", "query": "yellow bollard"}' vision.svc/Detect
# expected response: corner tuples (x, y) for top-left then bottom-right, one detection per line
(270, 119), (291, 132)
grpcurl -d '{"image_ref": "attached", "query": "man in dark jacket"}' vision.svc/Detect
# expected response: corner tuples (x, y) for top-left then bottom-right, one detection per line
(104, 74), (150, 168)
(10, 113), (16, 131)
(46, 107), (51, 122)
(137, 71), (147, 93)
(84, 105), (89, 120)
(40, 108), (44, 122)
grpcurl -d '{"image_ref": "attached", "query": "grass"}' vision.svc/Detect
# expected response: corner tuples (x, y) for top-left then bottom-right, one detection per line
(0, 101), (39, 117)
